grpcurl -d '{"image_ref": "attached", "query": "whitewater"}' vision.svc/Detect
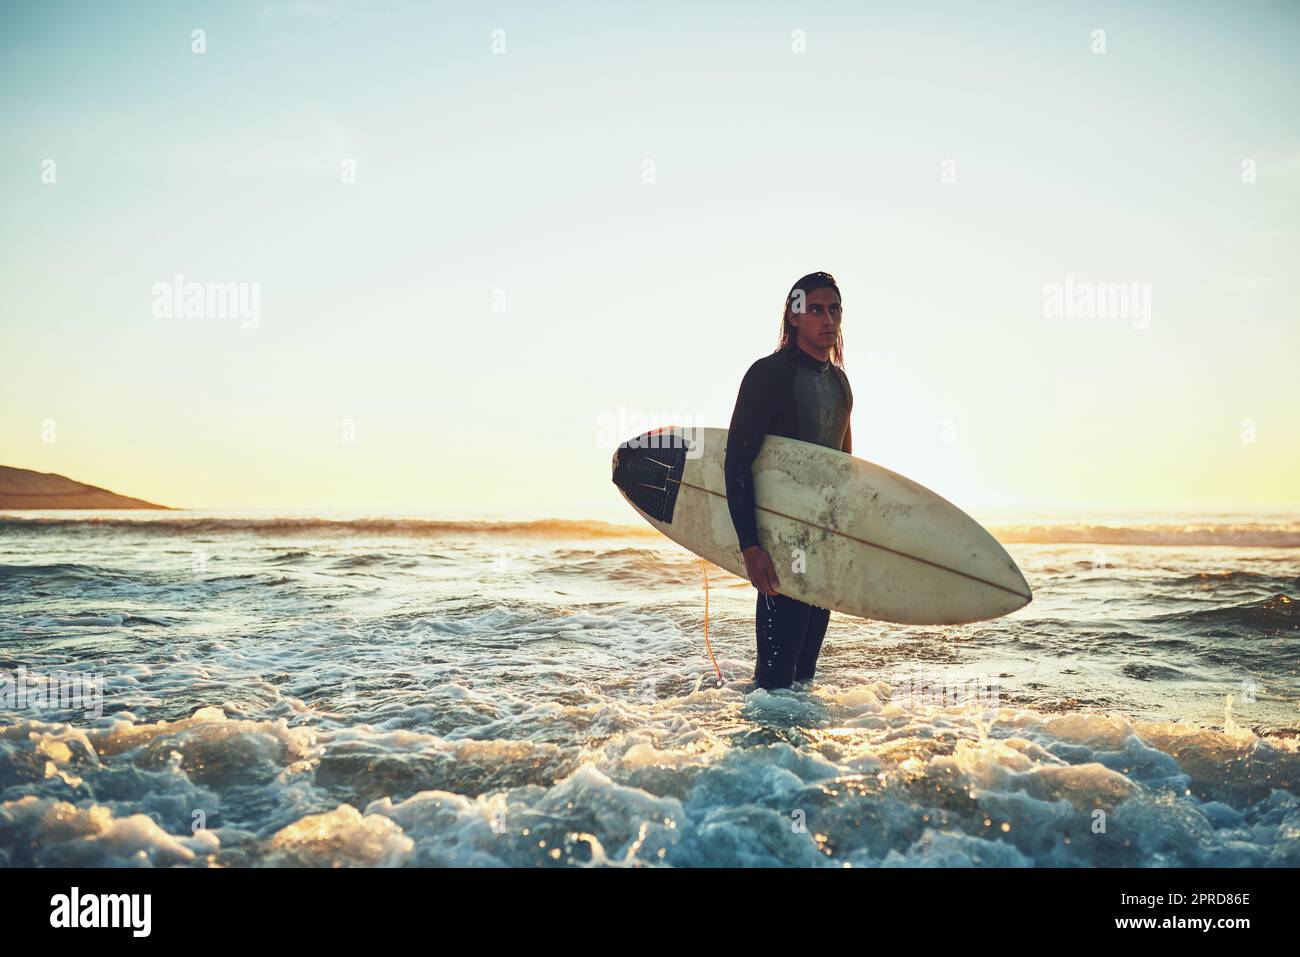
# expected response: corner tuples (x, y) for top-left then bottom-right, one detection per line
(1, 510), (1297, 867)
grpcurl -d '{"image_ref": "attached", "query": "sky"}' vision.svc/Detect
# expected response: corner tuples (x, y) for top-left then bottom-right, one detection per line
(1, 0), (1297, 520)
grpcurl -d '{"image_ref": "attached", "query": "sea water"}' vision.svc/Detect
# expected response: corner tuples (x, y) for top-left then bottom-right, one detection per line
(1, 509), (1297, 867)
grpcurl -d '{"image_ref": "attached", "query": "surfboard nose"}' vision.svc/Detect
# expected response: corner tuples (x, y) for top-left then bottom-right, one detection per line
(991, 560), (1033, 616)
(1016, 568), (1033, 606)
(611, 430), (691, 524)
(987, 544), (1033, 613)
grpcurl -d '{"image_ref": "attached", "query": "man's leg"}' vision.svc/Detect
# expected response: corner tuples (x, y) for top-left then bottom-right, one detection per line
(754, 592), (814, 690)
(793, 605), (831, 683)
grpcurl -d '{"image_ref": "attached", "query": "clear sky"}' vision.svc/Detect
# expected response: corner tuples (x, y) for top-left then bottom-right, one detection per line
(2, 0), (1297, 518)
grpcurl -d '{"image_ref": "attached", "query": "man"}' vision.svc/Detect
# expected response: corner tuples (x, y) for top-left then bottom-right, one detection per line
(725, 271), (853, 690)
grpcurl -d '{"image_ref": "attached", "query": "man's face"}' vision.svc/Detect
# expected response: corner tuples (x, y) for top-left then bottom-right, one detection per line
(790, 287), (842, 351)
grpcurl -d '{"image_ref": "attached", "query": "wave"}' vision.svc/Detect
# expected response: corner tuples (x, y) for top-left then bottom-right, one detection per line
(0, 516), (661, 539)
(4, 514), (1298, 547)
(0, 563), (103, 581)
(991, 523), (1300, 548)
(3, 693), (1298, 867)
(1175, 570), (1299, 584)
(1162, 593), (1300, 630)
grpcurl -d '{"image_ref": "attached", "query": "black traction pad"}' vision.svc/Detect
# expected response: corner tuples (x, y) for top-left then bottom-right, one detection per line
(610, 429), (693, 524)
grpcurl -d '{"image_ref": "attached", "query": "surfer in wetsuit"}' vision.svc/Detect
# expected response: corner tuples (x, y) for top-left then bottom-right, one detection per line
(725, 271), (852, 690)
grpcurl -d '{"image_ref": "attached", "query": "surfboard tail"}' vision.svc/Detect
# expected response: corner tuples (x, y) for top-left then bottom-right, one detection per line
(611, 430), (692, 524)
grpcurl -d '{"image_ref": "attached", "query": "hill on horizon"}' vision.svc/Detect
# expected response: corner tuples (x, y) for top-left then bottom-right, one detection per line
(0, 465), (170, 509)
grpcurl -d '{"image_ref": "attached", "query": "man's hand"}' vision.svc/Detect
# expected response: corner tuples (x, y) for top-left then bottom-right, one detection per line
(742, 545), (780, 596)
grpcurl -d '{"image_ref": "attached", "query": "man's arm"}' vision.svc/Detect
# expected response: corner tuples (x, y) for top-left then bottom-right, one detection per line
(725, 358), (781, 552)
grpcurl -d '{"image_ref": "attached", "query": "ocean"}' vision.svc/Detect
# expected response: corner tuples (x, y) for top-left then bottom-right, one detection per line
(1, 509), (1297, 867)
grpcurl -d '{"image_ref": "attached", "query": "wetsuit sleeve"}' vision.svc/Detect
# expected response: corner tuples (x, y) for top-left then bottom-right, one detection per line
(725, 359), (781, 552)
(841, 418), (852, 455)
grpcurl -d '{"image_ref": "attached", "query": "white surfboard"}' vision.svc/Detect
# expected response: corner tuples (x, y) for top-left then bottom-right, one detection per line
(611, 426), (1031, 625)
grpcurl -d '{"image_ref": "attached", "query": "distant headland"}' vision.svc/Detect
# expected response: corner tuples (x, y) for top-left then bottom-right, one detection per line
(0, 466), (170, 509)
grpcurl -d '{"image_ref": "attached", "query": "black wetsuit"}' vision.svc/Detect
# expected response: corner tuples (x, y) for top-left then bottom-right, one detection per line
(725, 341), (853, 690)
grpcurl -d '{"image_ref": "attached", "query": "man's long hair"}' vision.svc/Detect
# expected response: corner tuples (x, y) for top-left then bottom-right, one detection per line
(776, 271), (844, 367)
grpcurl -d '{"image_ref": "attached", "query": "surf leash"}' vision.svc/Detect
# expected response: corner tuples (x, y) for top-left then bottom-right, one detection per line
(700, 558), (723, 684)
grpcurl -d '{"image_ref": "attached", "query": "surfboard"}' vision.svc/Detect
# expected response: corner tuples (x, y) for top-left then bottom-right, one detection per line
(611, 426), (1031, 625)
